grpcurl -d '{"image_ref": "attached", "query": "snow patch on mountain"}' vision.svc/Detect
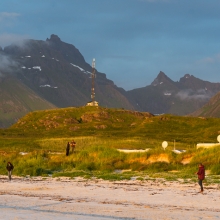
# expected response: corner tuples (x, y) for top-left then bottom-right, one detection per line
(51, 58), (59, 61)
(21, 66), (42, 71)
(40, 84), (58, 89)
(33, 66), (42, 71)
(164, 92), (171, 96)
(70, 63), (84, 72)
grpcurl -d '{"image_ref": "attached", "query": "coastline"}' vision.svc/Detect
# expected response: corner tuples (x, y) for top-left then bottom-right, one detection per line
(0, 175), (220, 219)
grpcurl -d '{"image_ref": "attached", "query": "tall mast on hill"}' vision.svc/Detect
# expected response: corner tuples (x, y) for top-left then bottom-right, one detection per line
(91, 58), (96, 106)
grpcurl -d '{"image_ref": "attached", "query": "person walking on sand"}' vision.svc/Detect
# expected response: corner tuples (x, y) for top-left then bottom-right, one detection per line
(66, 142), (70, 156)
(196, 163), (205, 193)
(6, 162), (14, 181)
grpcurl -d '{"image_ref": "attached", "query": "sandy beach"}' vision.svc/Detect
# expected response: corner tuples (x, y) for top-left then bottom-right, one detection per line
(0, 175), (220, 220)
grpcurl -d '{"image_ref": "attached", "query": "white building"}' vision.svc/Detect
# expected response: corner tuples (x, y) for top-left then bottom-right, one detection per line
(86, 101), (99, 106)
(196, 143), (220, 149)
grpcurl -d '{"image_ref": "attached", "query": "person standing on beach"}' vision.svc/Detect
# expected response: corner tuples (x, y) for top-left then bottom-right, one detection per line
(196, 163), (205, 193)
(66, 142), (70, 156)
(70, 140), (76, 153)
(6, 162), (14, 181)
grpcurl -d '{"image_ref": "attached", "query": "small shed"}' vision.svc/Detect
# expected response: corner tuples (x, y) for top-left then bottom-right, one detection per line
(86, 101), (99, 106)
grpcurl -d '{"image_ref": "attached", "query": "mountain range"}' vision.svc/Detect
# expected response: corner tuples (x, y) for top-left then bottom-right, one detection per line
(0, 34), (220, 127)
(127, 72), (220, 115)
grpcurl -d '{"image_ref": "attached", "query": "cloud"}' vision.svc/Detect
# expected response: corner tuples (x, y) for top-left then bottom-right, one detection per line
(0, 12), (20, 22)
(199, 57), (215, 64)
(0, 54), (19, 77)
(197, 53), (220, 64)
(176, 89), (212, 101)
(0, 33), (30, 48)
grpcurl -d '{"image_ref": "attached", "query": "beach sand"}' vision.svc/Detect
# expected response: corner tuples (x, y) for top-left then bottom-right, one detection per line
(0, 175), (220, 220)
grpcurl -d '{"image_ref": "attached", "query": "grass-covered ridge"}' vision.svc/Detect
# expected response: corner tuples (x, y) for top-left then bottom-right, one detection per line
(6, 106), (220, 144)
(1, 106), (220, 181)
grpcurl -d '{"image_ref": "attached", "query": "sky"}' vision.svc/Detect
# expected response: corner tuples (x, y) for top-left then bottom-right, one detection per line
(1, 0), (220, 90)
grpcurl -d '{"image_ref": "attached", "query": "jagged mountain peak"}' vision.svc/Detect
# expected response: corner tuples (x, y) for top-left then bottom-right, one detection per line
(158, 71), (167, 77)
(178, 73), (217, 91)
(46, 34), (61, 43)
(183, 73), (192, 78)
(179, 74), (197, 82)
(151, 71), (174, 86)
(179, 73), (193, 81)
(45, 34), (86, 65)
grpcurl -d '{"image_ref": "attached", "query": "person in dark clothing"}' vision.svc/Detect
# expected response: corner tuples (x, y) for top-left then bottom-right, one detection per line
(66, 142), (70, 156)
(6, 162), (14, 181)
(196, 163), (205, 193)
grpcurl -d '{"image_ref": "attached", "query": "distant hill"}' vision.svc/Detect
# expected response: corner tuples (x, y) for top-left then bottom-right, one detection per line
(126, 72), (220, 115)
(190, 91), (220, 118)
(0, 76), (56, 127)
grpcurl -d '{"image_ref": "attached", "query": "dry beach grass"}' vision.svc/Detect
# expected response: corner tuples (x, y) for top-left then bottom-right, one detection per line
(0, 175), (220, 220)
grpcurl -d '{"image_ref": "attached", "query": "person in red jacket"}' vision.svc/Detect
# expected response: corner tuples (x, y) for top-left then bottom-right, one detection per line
(196, 163), (205, 192)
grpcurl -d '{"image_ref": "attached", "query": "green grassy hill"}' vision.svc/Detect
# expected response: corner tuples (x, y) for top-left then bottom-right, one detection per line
(6, 106), (220, 145)
(1, 106), (220, 179)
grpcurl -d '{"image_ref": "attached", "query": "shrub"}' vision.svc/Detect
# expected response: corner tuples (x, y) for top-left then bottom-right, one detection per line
(210, 164), (220, 175)
(146, 162), (174, 172)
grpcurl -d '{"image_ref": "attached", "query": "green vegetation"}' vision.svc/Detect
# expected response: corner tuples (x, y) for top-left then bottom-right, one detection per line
(0, 77), (55, 128)
(0, 106), (220, 182)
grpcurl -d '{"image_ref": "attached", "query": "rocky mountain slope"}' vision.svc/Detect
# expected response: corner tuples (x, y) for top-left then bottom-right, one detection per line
(3, 34), (134, 110)
(0, 76), (56, 127)
(126, 72), (220, 115)
(190, 91), (220, 118)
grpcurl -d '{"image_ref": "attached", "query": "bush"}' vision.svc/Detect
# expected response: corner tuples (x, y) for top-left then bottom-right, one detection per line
(210, 164), (220, 175)
(75, 161), (97, 171)
(146, 162), (174, 172)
